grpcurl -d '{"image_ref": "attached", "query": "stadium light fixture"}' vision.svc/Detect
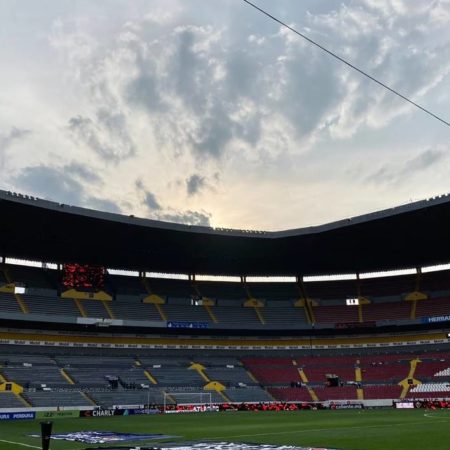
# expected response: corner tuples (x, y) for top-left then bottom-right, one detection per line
(195, 274), (241, 282)
(359, 268), (417, 279)
(146, 272), (189, 280)
(303, 273), (357, 282)
(4, 257), (57, 270)
(421, 263), (450, 273)
(246, 276), (296, 283)
(107, 268), (140, 277)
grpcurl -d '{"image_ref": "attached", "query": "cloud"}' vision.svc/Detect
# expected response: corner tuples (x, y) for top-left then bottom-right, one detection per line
(68, 110), (135, 162)
(365, 147), (447, 185)
(0, 127), (31, 168)
(186, 174), (206, 196)
(53, 1), (450, 168)
(408, 148), (445, 172)
(11, 163), (121, 214)
(65, 162), (101, 183)
(13, 165), (84, 205)
(158, 209), (211, 226)
(144, 191), (162, 210)
(87, 196), (121, 214)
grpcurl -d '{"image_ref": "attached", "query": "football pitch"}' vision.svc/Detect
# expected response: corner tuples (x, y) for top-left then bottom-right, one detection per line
(1, 409), (450, 450)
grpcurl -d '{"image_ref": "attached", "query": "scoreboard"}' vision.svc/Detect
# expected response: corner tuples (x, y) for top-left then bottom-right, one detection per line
(62, 263), (105, 290)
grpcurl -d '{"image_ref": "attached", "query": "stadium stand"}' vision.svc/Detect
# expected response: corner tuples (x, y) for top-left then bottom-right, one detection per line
(0, 392), (27, 408)
(3, 191), (450, 409)
(313, 304), (359, 324)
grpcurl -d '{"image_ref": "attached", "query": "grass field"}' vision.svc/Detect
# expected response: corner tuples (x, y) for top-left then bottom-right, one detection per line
(1, 409), (450, 450)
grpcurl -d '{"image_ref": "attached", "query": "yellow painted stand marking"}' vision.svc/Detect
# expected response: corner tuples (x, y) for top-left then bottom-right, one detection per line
(155, 304), (167, 321)
(399, 358), (422, 398)
(144, 370), (158, 385)
(254, 307), (266, 325)
(74, 299), (87, 317)
(204, 304), (218, 323)
(60, 368), (75, 385)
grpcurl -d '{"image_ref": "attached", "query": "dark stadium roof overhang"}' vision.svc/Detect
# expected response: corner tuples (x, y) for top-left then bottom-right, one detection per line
(1, 189), (450, 276)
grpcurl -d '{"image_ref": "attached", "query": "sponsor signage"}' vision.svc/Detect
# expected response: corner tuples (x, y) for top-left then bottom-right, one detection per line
(0, 337), (446, 350)
(394, 402), (415, 409)
(331, 403), (364, 410)
(128, 408), (160, 415)
(0, 411), (35, 420)
(36, 410), (79, 419)
(167, 321), (209, 329)
(79, 408), (160, 418)
(80, 409), (119, 418)
(422, 315), (450, 324)
(165, 405), (220, 414)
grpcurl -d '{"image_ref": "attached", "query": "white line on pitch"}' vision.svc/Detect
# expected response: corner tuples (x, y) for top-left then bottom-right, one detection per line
(206, 418), (450, 441)
(0, 439), (40, 449)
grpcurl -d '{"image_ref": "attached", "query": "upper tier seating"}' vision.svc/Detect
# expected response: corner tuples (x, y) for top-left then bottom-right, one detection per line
(313, 305), (358, 324)
(8, 265), (55, 290)
(4, 262), (450, 331)
(304, 280), (357, 300)
(24, 294), (79, 317)
(0, 292), (22, 313)
(109, 298), (162, 321)
(415, 298), (450, 319)
(362, 301), (411, 322)
(246, 283), (299, 301)
(147, 278), (194, 299)
(359, 275), (416, 298)
(420, 270), (450, 294)
(196, 281), (246, 300)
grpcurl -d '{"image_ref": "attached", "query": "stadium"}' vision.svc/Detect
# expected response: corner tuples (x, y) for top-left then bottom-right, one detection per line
(2, 189), (450, 450)
(2, 0), (450, 449)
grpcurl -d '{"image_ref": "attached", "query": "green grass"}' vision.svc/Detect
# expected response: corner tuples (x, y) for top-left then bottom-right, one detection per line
(1, 409), (450, 450)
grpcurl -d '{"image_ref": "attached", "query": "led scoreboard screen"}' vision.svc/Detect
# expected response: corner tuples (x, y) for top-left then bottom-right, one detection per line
(62, 263), (106, 290)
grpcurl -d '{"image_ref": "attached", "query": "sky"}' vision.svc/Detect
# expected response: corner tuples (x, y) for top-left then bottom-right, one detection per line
(1, 0), (449, 231)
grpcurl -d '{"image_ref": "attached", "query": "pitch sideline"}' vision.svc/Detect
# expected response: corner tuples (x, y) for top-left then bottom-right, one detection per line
(0, 439), (40, 449)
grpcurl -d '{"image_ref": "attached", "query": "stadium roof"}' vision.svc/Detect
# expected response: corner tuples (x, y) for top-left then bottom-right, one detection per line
(1, 189), (450, 276)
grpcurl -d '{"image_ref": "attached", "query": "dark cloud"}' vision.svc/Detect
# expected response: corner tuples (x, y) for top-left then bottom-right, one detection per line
(127, 72), (164, 112)
(144, 191), (162, 210)
(186, 174), (206, 196)
(172, 28), (205, 111)
(68, 110), (135, 162)
(191, 103), (234, 158)
(135, 178), (145, 191)
(158, 209), (211, 227)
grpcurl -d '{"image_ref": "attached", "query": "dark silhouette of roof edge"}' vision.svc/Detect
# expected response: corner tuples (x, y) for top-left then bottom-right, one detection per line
(2, 189), (449, 239)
